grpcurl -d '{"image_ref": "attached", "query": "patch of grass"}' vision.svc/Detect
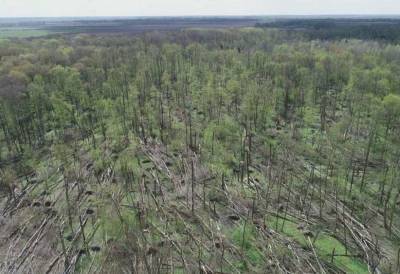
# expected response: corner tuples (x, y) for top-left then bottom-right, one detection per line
(269, 215), (307, 244)
(230, 222), (264, 271)
(0, 28), (50, 38)
(268, 215), (369, 274)
(315, 234), (369, 274)
(173, 268), (185, 274)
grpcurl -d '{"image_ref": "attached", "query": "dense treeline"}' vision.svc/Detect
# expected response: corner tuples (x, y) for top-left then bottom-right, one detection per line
(0, 28), (400, 273)
(257, 18), (400, 42)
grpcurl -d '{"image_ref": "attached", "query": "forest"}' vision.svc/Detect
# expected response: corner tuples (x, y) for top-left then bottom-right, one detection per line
(0, 22), (400, 273)
(257, 18), (400, 42)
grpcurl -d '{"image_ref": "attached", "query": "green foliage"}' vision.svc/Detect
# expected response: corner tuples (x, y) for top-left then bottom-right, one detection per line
(90, 147), (111, 175)
(381, 94), (400, 123)
(202, 116), (241, 174)
(231, 222), (264, 271)
(1, 25), (400, 274)
(0, 166), (16, 192)
(269, 215), (369, 274)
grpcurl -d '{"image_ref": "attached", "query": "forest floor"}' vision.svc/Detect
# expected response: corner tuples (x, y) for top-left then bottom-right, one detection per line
(1, 130), (397, 273)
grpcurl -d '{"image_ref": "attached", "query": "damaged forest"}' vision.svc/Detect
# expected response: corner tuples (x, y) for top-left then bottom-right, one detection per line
(0, 20), (400, 273)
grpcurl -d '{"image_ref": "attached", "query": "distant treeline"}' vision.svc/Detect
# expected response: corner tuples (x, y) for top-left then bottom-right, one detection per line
(256, 18), (400, 42)
(0, 17), (258, 37)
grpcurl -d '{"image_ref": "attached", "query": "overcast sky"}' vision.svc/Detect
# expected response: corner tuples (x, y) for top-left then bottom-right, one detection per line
(1, 0), (399, 17)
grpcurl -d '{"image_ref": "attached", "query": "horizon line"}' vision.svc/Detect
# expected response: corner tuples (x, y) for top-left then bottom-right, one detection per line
(2, 14), (400, 19)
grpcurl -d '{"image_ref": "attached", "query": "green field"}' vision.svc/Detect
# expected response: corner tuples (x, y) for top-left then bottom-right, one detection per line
(0, 27), (50, 38)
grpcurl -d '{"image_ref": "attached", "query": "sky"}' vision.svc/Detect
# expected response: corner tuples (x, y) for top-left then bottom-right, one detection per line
(1, 0), (399, 17)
